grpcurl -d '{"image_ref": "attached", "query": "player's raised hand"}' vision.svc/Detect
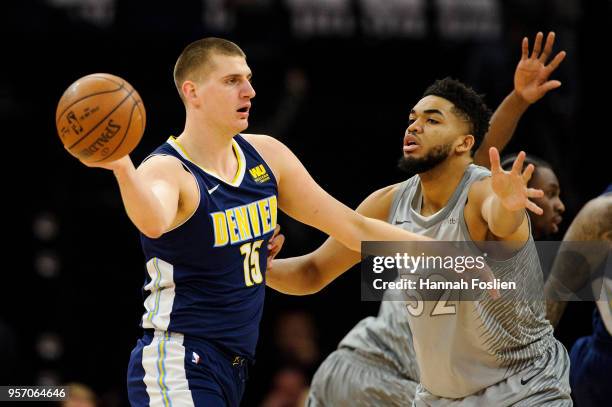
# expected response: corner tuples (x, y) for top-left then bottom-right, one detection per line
(266, 225), (285, 270)
(489, 147), (544, 215)
(514, 31), (566, 104)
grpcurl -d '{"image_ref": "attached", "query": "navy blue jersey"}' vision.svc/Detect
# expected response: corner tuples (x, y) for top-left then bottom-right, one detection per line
(139, 135), (278, 360)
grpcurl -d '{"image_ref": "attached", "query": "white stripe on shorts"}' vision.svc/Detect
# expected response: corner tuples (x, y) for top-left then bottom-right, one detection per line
(141, 331), (195, 407)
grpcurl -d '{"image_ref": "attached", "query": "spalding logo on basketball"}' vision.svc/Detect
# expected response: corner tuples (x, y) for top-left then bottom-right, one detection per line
(56, 73), (146, 164)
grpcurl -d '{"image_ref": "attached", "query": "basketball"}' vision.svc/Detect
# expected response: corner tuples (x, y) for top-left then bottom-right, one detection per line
(55, 73), (146, 164)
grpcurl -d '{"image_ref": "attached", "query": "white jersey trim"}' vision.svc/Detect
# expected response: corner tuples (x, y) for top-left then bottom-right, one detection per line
(142, 257), (176, 331)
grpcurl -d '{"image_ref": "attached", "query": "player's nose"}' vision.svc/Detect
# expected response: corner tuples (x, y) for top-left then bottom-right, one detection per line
(554, 196), (565, 213)
(407, 120), (421, 134)
(243, 81), (256, 99)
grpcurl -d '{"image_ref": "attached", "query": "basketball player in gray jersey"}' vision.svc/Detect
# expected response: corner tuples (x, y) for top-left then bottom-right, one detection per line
(266, 32), (570, 406)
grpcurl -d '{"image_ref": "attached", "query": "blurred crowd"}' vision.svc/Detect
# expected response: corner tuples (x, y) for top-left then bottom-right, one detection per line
(2, 0), (610, 406)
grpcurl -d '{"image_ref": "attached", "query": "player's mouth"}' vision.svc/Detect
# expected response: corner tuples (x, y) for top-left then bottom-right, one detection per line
(403, 135), (420, 153)
(237, 104), (251, 118)
(551, 215), (562, 233)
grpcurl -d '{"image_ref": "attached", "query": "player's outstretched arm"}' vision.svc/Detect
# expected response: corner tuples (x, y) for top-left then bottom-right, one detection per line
(266, 185), (398, 295)
(473, 31), (566, 167)
(471, 148), (544, 241)
(83, 155), (183, 238)
(243, 134), (429, 253)
(545, 195), (612, 327)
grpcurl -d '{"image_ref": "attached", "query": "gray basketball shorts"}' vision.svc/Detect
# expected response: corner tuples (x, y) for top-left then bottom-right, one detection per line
(307, 348), (418, 407)
(413, 340), (572, 407)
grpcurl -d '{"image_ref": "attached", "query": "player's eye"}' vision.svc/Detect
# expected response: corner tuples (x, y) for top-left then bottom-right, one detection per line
(408, 118), (416, 125)
(427, 118), (439, 124)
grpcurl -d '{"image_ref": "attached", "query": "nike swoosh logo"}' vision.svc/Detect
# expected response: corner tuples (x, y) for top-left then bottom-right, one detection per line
(394, 220), (412, 224)
(520, 374), (537, 385)
(520, 350), (551, 385)
(207, 184), (220, 194)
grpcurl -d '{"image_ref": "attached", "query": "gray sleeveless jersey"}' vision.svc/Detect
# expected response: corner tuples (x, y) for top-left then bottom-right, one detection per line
(342, 164), (556, 399)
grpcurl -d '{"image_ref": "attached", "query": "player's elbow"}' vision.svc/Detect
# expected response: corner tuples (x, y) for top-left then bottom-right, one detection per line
(141, 228), (163, 239)
(341, 214), (367, 252)
(304, 272), (330, 294)
(139, 222), (167, 239)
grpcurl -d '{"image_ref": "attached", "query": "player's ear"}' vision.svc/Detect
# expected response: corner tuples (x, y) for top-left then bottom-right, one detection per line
(182, 80), (199, 106)
(456, 134), (474, 154)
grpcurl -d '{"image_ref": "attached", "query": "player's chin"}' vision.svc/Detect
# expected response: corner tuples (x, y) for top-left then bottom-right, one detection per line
(237, 120), (249, 132)
(549, 221), (559, 235)
(232, 118), (249, 132)
(403, 150), (422, 158)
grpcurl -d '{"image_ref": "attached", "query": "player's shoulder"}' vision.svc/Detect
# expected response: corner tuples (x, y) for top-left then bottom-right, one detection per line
(366, 183), (402, 202)
(240, 133), (289, 163)
(357, 183), (402, 220)
(240, 133), (287, 179)
(467, 174), (492, 207)
(583, 193), (612, 213)
(137, 154), (189, 180)
(575, 194), (612, 229)
(241, 133), (282, 150)
(566, 194), (612, 241)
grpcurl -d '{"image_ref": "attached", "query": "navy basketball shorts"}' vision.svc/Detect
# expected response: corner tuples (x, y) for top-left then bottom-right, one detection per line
(569, 309), (612, 407)
(127, 330), (249, 407)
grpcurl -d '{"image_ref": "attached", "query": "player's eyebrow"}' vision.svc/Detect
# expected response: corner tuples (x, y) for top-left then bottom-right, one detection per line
(410, 109), (445, 117)
(424, 109), (444, 117)
(222, 72), (252, 80)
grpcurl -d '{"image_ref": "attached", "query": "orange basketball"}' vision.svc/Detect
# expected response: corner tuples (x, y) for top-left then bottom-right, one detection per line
(55, 73), (146, 164)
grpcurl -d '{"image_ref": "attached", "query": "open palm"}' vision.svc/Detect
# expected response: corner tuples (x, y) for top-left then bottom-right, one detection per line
(489, 148), (544, 214)
(515, 32), (566, 104)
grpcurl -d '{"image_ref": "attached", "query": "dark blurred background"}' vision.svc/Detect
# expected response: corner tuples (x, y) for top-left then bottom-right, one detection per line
(2, 0), (610, 406)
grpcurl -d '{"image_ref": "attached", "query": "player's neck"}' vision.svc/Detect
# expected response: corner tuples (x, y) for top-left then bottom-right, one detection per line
(177, 119), (239, 182)
(418, 156), (471, 216)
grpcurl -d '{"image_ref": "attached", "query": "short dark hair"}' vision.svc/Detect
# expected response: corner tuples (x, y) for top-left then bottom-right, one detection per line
(422, 77), (492, 153)
(500, 153), (552, 172)
(173, 37), (246, 101)
(501, 153), (553, 188)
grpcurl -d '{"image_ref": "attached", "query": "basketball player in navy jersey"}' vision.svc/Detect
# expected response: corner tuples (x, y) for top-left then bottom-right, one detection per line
(79, 38), (433, 406)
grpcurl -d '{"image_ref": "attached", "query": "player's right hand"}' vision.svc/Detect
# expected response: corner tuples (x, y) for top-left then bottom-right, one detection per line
(267, 225), (285, 270)
(489, 148), (544, 215)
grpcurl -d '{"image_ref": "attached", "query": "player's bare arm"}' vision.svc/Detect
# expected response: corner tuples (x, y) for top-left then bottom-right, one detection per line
(466, 148), (544, 242)
(473, 31), (566, 167)
(545, 195), (612, 327)
(242, 133), (428, 252)
(84, 154), (194, 238)
(266, 184), (400, 295)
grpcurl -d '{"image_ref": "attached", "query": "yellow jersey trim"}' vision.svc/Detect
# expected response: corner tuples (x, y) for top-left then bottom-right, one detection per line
(167, 136), (246, 187)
